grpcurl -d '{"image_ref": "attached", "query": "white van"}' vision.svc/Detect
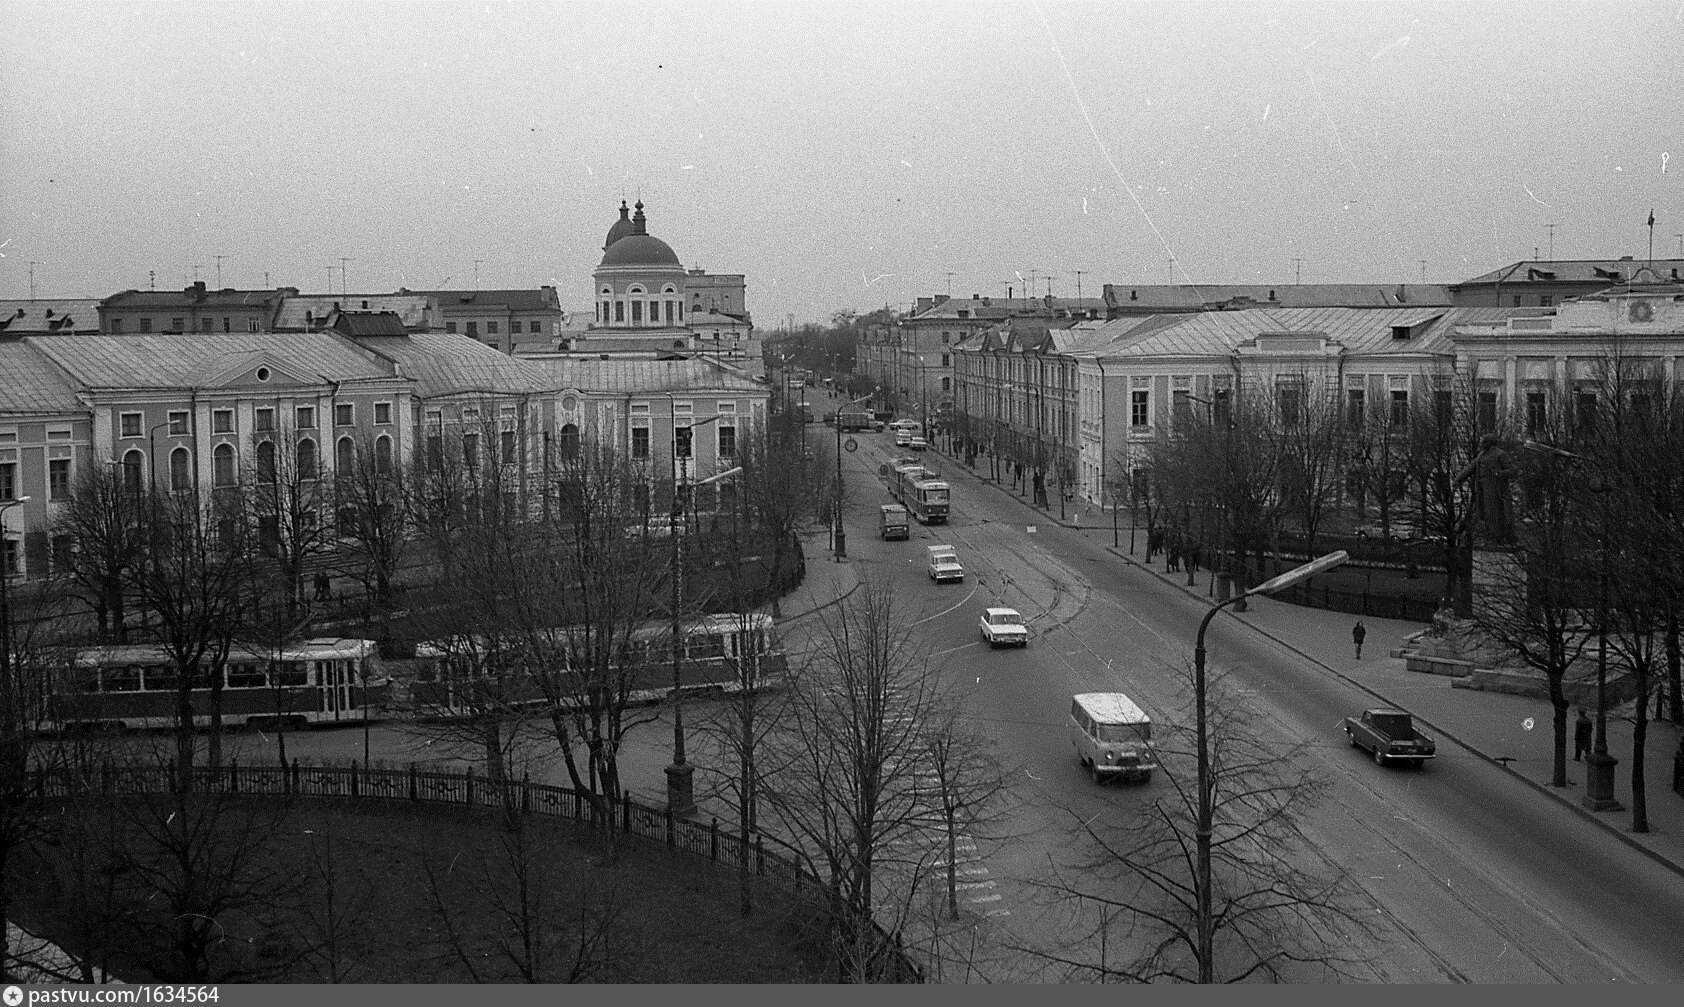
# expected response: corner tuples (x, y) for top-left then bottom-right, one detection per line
(1070, 692), (1156, 785)
(927, 544), (964, 583)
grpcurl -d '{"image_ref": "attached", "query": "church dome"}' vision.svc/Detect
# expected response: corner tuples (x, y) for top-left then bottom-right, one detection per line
(603, 200), (635, 252)
(598, 200), (682, 268)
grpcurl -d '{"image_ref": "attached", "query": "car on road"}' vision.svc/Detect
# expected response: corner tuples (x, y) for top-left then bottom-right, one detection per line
(1344, 708), (1436, 768)
(895, 429), (912, 447)
(927, 544), (964, 582)
(979, 607), (1029, 647)
(879, 503), (910, 540)
(908, 435), (928, 451)
(1070, 692), (1155, 784)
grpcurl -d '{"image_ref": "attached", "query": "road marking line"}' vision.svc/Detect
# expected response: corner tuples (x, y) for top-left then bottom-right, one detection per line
(968, 893), (1003, 903)
(955, 880), (996, 891)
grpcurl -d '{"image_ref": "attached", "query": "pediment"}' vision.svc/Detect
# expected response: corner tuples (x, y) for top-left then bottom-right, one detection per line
(201, 352), (317, 390)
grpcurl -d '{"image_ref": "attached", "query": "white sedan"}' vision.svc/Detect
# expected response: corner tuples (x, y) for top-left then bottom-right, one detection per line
(979, 607), (1029, 648)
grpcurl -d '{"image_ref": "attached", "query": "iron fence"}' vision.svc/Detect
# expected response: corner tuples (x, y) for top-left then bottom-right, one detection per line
(27, 757), (922, 983)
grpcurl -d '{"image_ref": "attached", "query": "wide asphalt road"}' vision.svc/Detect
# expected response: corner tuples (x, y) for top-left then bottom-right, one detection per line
(853, 431), (1684, 982)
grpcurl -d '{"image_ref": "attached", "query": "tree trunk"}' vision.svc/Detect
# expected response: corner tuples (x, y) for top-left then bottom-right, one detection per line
(1548, 680), (1568, 788)
(1632, 668), (1650, 833)
(1668, 613), (1681, 724)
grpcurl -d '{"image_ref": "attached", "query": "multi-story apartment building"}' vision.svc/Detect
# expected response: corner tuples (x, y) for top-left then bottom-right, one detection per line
(98, 282), (295, 335)
(0, 341), (92, 581)
(415, 286), (565, 354)
(1448, 258), (1684, 310)
(0, 299), (104, 337)
(951, 318), (1090, 505)
(1102, 283), (1452, 318)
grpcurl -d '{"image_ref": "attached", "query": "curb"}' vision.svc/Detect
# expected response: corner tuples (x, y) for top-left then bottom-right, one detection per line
(1103, 544), (1684, 885)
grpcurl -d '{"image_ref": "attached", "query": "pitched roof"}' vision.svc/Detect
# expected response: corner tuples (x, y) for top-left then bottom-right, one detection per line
(0, 299), (103, 335)
(274, 294), (437, 331)
(414, 288), (561, 312)
(99, 284), (296, 309)
(350, 333), (554, 398)
(328, 311), (411, 337)
(521, 355), (767, 396)
(24, 333), (397, 390)
(0, 341), (83, 413)
(1454, 259), (1684, 287)
(1081, 307), (1513, 359)
(1103, 283), (1453, 311)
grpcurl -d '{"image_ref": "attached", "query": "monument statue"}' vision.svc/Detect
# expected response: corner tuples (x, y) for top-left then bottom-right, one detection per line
(1456, 435), (1519, 545)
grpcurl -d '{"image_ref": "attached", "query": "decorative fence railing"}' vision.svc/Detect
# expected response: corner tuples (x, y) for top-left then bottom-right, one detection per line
(25, 759), (923, 983)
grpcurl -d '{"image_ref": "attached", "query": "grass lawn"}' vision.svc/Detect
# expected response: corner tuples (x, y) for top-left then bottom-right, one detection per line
(9, 796), (835, 983)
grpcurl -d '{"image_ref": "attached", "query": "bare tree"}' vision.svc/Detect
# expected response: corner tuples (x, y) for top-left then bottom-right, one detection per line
(53, 464), (146, 641)
(1039, 671), (1378, 982)
(246, 423), (336, 626)
(329, 432), (411, 647)
(759, 577), (963, 982)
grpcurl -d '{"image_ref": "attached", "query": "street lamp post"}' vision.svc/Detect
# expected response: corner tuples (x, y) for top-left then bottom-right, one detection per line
(1, 496), (34, 701)
(665, 401), (732, 816)
(834, 393), (873, 560)
(1191, 549), (1346, 982)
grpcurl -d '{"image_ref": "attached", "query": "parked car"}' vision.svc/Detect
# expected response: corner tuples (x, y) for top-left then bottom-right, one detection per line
(979, 607), (1029, 648)
(908, 436), (928, 451)
(1344, 708), (1436, 768)
(1069, 692), (1155, 784)
(926, 544), (964, 583)
(895, 429), (912, 447)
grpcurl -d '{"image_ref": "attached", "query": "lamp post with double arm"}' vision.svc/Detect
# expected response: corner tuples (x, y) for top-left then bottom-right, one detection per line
(834, 392), (873, 560)
(1192, 549), (1346, 982)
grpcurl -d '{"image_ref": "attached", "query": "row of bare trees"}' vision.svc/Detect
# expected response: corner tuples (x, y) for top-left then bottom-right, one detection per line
(1134, 352), (1684, 829)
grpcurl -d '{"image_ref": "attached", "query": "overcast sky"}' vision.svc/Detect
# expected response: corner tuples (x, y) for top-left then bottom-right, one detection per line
(2, 1), (1679, 326)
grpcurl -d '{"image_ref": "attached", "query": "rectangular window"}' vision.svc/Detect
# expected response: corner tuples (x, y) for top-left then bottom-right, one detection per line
(1434, 389), (1453, 428)
(940, 354), (951, 367)
(446, 322), (458, 334)
(718, 425), (736, 458)
(1576, 390), (1597, 434)
(501, 429), (516, 460)
(631, 426), (650, 458)
(463, 432), (479, 468)
(1540, 295), (1554, 307)
(1389, 389), (1409, 427)
(1, 538), (16, 578)
(615, 301), (625, 322)
(200, 318), (214, 333)
(674, 426), (693, 458)
(168, 410), (189, 435)
(1130, 390), (1149, 428)
(248, 318), (260, 332)
(110, 318), (124, 334)
(49, 458), (70, 501)
(1277, 385), (1302, 426)
(335, 403), (354, 426)
(1477, 390), (1499, 432)
(942, 332), (950, 344)
(139, 318), (152, 333)
(632, 301), (643, 324)
(1213, 388), (1231, 426)
(172, 317), (185, 331)
(296, 406), (316, 429)
(120, 412), (143, 438)
(487, 321), (499, 335)
(374, 402), (392, 424)
(222, 317), (231, 333)
(212, 409), (234, 434)
(1347, 389), (1365, 428)
(1526, 390), (1547, 435)
(0, 462), (14, 501)
(255, 408), (274, 432)
(465, 321), (478, 337)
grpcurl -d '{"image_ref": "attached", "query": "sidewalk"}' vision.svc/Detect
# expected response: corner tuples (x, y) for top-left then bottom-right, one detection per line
(936, 443), (1684, 882)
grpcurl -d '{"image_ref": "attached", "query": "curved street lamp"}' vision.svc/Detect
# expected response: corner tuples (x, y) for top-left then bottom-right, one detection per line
(1191, 549), (1346, 982)
(833, 392), (873, 560)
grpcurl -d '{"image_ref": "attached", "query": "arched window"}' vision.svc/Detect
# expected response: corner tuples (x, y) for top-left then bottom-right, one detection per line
(121, 450), (144, 494)
(375, 434), (393, 475)
(170, 447), (191, 492)
(336, 436), (355, 475)
(256, 441), (277, 483)
(558, 423), (580, 458)
(298, 438), (318, 481)
(213, 443), (237, 487)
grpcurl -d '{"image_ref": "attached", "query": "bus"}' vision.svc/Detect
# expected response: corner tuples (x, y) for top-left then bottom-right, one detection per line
(50, 638), (388, 732)
(410, 612), (788, 715)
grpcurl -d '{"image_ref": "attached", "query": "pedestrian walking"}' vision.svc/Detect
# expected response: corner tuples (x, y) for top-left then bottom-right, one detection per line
(1352, 620), (1367, 659)
(1574, 708), (1593, 761)
(314, 571), (332, 601)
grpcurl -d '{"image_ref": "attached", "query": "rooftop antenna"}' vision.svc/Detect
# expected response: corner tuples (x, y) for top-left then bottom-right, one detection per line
(264, 271), (270, 288)
(191, 264), (203, 282)
(944, 271), (956, 298)
(1646, 209), (1656, 265)
(27, 261), (39, 299)
(340, 257), (353, 296)
(1676, 233), (1683, 256)
(1292, 258), (1303, 285)
(1044, 276), (1054, 299)
(1419, 260), (1427, 284)
(473, 259), (484, 291)
(213, 254), (228, 288)
(149, 270), (156, 291)
(1169, 256), (1178, 285)
(1545, 223), (1556, 261)
(1071, 269), (1087, 302)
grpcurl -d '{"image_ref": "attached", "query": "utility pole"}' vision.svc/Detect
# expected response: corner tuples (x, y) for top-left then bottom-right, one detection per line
(27, 262), (39, 300)
(1072, 269), (1087, 302)
(1419, 260), (1427, 284)
(1168, 256), (1177, 285)
(326, 266), (336, 293)
(213, 254), (228, 288)
(340, 257), (353, 296)
(1292, 258), (1303, 285)
(473, 260), (484, 290)
(149, 270), (156, 291)
(1545, 223), (1556, 261)
(944, 271), (956, 298)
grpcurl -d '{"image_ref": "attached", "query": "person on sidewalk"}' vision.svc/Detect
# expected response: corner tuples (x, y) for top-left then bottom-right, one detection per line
(1352, 620), (1367, 659)
(1574, 708), (1593, 761)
